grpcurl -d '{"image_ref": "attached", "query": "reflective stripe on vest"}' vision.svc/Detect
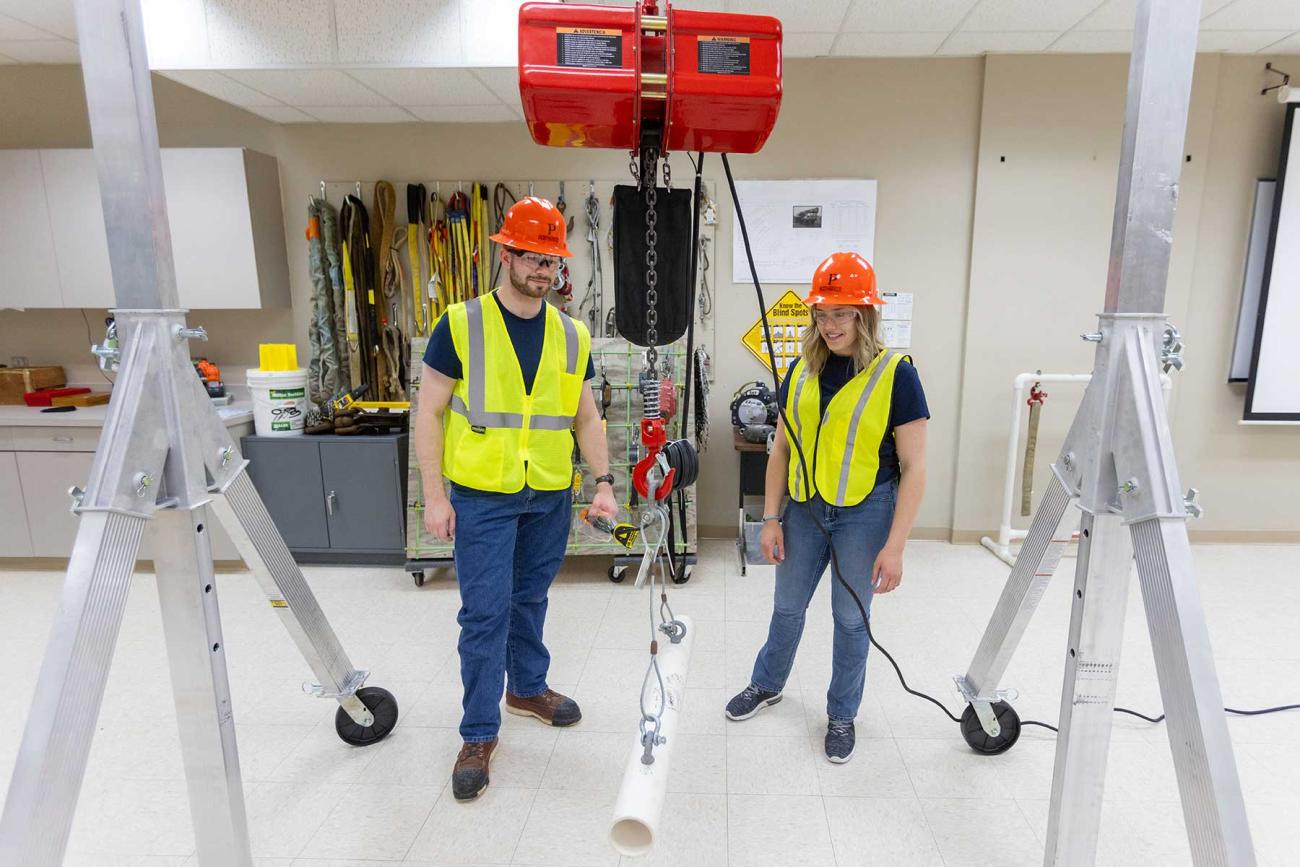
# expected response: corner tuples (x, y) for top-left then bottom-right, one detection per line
(785, 350), (901, 507)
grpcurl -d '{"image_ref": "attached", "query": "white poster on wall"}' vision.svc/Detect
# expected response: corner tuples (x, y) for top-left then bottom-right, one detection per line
(731, 179), (877, 283)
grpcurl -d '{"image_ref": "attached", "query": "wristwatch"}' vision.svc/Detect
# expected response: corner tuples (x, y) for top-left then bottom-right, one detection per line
(594, 473), (616, 489)
(762, 514), (781, 523)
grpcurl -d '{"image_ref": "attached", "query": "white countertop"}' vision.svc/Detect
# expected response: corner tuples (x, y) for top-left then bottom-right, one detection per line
(0, 399), (254, 428)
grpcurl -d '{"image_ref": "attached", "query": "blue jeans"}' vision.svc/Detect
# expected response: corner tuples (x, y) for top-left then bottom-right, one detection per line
(450, 484), (573, 742)
(751, 481), (897, 722)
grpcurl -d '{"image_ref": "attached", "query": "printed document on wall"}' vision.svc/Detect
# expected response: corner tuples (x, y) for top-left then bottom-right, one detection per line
(731, 179), (877, 283)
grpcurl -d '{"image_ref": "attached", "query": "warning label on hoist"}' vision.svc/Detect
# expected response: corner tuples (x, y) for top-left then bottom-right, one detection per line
(557, 28), (623, 69)
(740, 290), (809, 378)
(699, 35), (751, 75)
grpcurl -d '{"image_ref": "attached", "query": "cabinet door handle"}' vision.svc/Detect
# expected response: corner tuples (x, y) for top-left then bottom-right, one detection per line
(53, 435), (74, 444)
(326, 490), (337, 516)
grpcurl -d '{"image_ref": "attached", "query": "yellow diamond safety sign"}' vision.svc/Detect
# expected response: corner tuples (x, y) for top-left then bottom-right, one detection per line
(741, 290), (809, 378)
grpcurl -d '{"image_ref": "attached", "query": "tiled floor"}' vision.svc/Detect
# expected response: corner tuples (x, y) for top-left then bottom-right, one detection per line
(1, 539), (1297, 866)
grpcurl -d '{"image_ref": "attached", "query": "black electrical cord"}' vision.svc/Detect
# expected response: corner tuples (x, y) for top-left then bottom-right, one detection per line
(721, 152), (1299, 739)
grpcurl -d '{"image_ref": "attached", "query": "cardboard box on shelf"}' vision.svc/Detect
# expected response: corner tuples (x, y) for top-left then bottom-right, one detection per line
(0, 366), (65, 405)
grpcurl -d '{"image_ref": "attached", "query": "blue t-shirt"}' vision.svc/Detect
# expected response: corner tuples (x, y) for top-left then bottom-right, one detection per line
(423, 294), (595, 390)
(777, 353), (929, 488)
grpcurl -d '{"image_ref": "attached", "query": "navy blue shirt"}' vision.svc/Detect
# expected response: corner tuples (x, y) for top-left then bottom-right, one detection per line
(777, 353), (929, 487)
(423, 294), (595, 390)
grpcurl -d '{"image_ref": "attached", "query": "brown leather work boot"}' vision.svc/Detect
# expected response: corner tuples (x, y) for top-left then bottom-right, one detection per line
(504, 688), (582, 727)
(452, 738), (497, 801)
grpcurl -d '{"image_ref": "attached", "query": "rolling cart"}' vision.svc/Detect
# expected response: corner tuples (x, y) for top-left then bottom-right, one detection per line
(405, 336), (698, 586)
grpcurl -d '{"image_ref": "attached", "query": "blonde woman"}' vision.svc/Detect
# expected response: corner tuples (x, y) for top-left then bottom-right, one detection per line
(725, 252), (928, 764)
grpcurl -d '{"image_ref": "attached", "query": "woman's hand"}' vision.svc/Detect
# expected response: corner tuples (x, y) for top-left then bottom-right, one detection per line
(425, 495), (456, 541)
(872, 544), (903, 593)
(760, 520), (785, 564)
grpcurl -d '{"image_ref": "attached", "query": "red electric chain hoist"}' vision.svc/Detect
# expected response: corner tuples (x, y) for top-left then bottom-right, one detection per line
(519, 0), (783, 501)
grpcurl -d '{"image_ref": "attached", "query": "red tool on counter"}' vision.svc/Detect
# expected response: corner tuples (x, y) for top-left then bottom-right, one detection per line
(23, 387), (90, 407)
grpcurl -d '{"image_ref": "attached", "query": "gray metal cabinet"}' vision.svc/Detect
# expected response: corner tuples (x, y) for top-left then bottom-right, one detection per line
(241, 433), (408, 564)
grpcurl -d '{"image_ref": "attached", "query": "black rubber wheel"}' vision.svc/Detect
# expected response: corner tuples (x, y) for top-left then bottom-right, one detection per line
(672, 566), (692, 585)
(335, 686), (399, 746)
(412, 571), (425, 587)
(960, 700), (1021, 755)
(608, 565), (626, 583)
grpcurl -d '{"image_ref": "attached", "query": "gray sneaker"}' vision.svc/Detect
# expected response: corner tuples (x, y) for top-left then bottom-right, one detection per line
(725, 683), (782, 721)
(825, 719), (855, 763)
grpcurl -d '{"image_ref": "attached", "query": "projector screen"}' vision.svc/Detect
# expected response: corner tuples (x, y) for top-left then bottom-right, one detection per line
(1246, 103), (1300, 421)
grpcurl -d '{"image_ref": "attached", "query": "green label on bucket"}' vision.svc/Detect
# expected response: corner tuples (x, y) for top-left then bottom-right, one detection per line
(272, 421), (291, 431)
(269, 388), (305, 400)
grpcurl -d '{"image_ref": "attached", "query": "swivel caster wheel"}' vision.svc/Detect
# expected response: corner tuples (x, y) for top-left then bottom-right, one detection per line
(412, 570), (425, 587)
(960, 700), (1021, 755)
(672, 566), (692, 585)
(335, 686), (399, 746)
(608, 565), (627, 584)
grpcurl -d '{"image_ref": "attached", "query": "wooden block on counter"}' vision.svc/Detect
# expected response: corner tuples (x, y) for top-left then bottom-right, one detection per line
(0, 366), (65, 405)
(51, 391), (111, 407)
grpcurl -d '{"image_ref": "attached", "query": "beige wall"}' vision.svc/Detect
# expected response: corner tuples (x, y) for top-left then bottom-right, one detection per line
(2, 55), (1296, 539)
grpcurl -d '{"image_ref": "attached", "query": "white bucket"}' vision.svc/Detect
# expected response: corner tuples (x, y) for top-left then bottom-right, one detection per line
(247, 368), (308, 437)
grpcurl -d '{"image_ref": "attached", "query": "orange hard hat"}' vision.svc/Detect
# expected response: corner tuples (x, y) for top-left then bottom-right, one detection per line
(489, 196), (573, 258)
(802, 252), (886, 306)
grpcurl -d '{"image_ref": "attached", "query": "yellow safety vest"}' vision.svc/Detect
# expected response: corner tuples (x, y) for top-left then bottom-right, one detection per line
(442, 292), (591, 493)
(785, 350), (904, 507)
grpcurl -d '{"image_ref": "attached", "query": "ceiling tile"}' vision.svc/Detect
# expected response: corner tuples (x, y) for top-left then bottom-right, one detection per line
(1198, 30), (1296, 52)
(345, 68), (494, 105)
(841, 0), (979, 33)
(1074, 0), (1238, 31)
(960, 0), (1099, 32)
(0, 12), (56, 40)
(406, 104), (520, 122)
(336, 0), (462, 65)
(205, 0), (336, 65)
(1263, 32), (1300, 53)
(1048, 30), (1134, 53)
(725, 0), (852, 33)
(141, 0), (209, 68)
(783, 33), (837, 57)
(161, 70), (282, 106)
(0, 38), (78, 62)
(301, 105), (419, 122)
(939, 31), (1058, 54)
(1202, 0), (1300, 31)
(244, 104), (317, 123)
(460, 1), (523, 66)
(831, 32), (946, 57)
(471, 66), (523, 108)
(225, 69), (391, 106)
(0, 0), (77, 39)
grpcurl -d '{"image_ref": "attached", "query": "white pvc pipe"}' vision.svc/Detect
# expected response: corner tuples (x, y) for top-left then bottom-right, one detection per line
(608, 614), (695, 857)
(981, 371), (1170, 566)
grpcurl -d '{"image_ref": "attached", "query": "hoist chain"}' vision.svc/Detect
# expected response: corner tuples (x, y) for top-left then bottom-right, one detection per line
(642, 145), (660, 375)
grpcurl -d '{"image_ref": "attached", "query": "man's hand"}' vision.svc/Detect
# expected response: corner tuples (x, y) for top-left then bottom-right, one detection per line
(589, 484), (619, 520)
(872, 544), (903, 593)
(425, 496), (456, 541)
(760, 520), (784, 564)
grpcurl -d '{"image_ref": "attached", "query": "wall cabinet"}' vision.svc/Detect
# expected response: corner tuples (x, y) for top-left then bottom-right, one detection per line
(241, 434), (408, 564)
(0, 452), (34, 557)
(0, 148), (289, 310)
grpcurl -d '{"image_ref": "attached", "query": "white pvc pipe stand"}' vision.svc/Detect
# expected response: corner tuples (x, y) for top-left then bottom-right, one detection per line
(981, 372), (1171, 566)
(608, 614), (694, 857)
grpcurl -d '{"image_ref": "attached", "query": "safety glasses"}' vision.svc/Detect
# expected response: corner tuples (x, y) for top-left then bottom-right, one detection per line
(507, 248), (561, 271)
(812, 308), (859, 325)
